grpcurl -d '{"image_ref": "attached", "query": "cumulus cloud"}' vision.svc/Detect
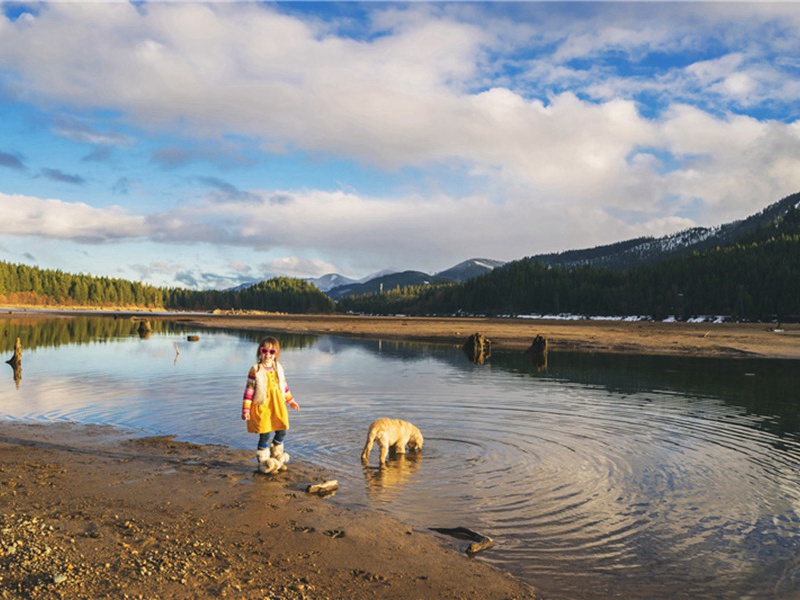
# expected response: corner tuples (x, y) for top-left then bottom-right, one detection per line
(0, 192), (146, 243)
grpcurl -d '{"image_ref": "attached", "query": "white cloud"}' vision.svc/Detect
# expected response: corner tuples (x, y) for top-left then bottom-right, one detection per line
(259, 257), (341, 279)
(0, 192), (146, 242)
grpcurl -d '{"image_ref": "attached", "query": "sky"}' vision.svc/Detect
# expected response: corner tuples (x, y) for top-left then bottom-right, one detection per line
(1, 1), (800, 290)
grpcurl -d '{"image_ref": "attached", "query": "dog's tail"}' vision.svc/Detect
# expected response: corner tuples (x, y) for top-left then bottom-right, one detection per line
(361, 430), (377, 463)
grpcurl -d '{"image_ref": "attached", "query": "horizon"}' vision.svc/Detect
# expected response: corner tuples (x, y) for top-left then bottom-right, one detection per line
(2, 2), (799, 290)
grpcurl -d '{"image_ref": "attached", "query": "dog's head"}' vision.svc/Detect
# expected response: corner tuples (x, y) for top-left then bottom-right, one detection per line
(408, 427), (424, 452)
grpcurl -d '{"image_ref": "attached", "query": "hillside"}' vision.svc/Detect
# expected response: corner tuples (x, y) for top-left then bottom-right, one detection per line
(327, 259), (505, 300)
(338, 192), (800, 321)
(530, 191), (800, 271)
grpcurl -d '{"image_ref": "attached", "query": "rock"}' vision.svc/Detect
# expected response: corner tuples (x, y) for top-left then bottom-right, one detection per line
(430, 526), (494, 556)
(306, 480), (339, 495)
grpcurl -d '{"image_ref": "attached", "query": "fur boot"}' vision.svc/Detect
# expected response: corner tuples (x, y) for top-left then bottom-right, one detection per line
(270, 442), (290, 472)
(256, 448), (282, 475)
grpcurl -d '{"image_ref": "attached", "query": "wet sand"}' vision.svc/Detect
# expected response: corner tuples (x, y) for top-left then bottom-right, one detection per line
(0, 421), (534, 599)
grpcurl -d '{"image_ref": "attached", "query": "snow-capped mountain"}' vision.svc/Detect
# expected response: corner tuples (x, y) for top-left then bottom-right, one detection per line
(528, 191), (800, 271)
(305, 273), (357, 293)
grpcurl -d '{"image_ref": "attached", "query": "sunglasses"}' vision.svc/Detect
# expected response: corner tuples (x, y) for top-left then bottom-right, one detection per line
(259, 347), (278, 356)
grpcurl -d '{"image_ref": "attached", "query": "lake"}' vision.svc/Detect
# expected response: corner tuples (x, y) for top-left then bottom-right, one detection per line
(2, 315), (800, 599)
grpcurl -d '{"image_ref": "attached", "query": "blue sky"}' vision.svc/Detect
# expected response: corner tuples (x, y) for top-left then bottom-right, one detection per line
(1, 1), (799, 290)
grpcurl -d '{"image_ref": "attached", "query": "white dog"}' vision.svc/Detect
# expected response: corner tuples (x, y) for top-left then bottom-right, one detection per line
(361, 418), (423, 466)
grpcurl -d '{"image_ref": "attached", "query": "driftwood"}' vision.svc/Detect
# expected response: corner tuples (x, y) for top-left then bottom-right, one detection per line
(307, 480), (339, 495)
(430, 526), (494, 556)
(463, 333), (491, 364)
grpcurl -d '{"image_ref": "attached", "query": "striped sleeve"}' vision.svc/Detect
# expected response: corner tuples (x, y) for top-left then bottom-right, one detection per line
(242, 366), (256, 411)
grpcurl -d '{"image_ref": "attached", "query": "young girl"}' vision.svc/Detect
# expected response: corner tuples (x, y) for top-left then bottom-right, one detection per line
(241, 336), (300, 467)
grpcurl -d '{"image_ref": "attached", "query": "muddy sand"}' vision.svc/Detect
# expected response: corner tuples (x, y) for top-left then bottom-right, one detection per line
(2, 311), (798, 599)
(0, 421), (534, 599)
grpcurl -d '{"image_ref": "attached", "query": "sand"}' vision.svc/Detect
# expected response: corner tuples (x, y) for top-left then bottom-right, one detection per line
(0, 421), (534, 599)
(2, 310), (798, 599)
(170, 312), (800, 360)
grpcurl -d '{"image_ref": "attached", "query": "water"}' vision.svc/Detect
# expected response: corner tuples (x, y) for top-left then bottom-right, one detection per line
(2, 316), (800, 599)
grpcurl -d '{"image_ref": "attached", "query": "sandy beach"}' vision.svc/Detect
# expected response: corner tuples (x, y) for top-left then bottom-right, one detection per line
(0, 421), (534, 599)
(2, 310), (798, 599)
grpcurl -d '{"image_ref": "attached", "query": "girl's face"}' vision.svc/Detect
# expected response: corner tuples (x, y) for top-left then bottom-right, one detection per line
(259, 344), (278, 364)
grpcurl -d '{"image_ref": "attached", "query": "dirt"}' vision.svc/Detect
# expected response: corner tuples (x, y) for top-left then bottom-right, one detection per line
(0, 422), (534, 599)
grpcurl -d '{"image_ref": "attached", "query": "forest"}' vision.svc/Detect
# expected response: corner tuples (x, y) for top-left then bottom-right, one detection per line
(1, 202), (797, 321)
(338, 204), (800, 321)
(0, 264), (334, 314)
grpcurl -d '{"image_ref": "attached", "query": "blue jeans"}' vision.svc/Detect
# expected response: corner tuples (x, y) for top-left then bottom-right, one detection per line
(257, 430), (286, 450)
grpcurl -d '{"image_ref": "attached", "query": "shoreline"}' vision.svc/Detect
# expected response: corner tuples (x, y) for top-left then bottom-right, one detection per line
(3, 307), (798, 360)
(0, 421), (535, 599)
(164, 312), (798, 360)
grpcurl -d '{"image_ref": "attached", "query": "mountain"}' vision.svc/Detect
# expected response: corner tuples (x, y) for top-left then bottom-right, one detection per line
(326, 270), (450, 301)
(435, 258), (506, 281)
(529, 192), (800, 271)
(326, 258), (505, 300)
(338, 192), (800, 319)
(306, 273), (357, 292)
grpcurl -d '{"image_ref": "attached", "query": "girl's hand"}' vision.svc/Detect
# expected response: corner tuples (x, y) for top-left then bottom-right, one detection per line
(288, 399), (300, 411)
(242, 409), (250, 421)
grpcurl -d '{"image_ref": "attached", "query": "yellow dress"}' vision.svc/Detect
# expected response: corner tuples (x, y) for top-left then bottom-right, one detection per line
(245, 365), (290, 434)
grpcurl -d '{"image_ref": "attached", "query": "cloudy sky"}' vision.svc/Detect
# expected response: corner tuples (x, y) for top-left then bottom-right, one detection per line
(1, 1), (799, 289)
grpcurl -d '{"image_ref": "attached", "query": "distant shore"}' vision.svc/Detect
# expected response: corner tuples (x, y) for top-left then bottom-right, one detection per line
(3, 308), (799, 359)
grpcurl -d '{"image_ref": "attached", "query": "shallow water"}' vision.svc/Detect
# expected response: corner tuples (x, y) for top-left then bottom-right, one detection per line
(2, 316), (800, 599)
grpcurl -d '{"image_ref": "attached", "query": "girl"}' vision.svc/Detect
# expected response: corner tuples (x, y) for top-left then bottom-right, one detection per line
(241, 336), (300, 468)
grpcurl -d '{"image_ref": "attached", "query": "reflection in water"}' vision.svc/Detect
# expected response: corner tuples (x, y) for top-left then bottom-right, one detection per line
(2, 318), (800, 600)
(362, 453), (423, 499)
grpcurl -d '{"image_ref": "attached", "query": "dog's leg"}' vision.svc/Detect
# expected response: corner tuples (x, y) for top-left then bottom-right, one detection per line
(394, 436), (409, 454)
(377, 432), (390, 465)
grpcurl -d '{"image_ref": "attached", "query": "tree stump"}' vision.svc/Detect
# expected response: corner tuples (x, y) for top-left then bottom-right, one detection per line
(6, 337), (22, 388)
(463, 333), (491, 364)
(5, 337), (22, 368)
(526, 334), (548, 370)
(137, 320), (152, 339)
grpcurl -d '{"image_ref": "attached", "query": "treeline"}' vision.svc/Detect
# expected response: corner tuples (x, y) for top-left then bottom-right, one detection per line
(167, 277), (334, 313)
(0, 262), (334, 314)
(0, 262), (165, 308)
(339, 206), (800, 321)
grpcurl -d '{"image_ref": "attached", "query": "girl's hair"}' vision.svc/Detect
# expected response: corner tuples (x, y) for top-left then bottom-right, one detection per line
(256, 336), (281, 363)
